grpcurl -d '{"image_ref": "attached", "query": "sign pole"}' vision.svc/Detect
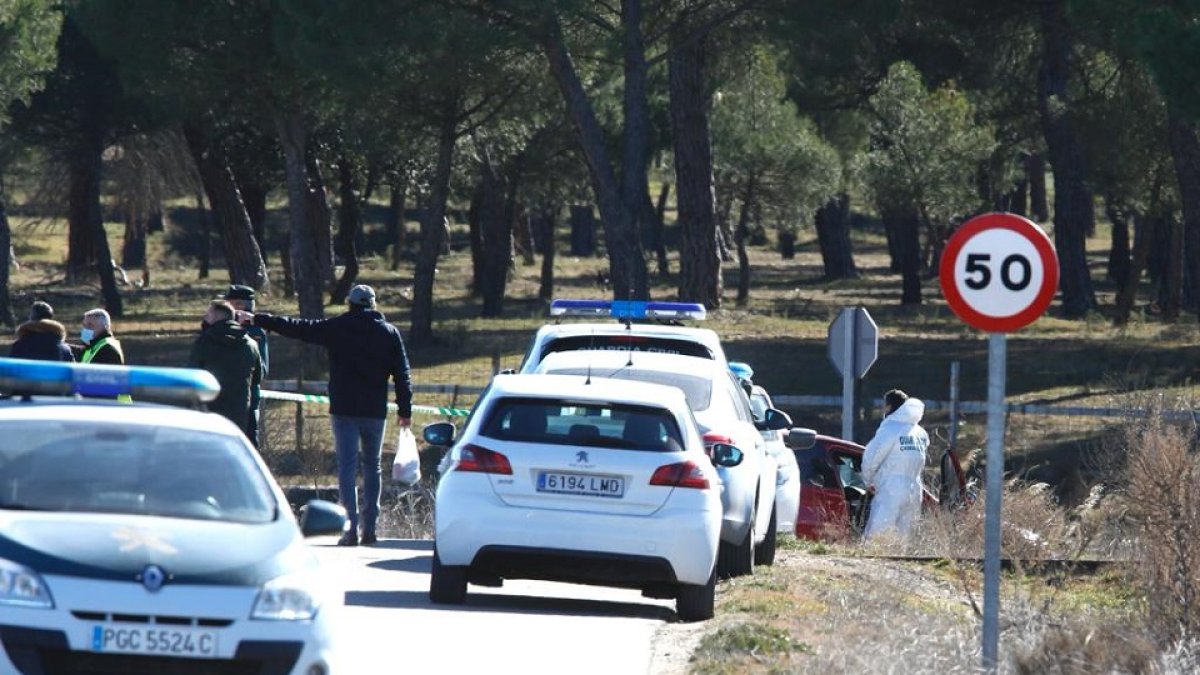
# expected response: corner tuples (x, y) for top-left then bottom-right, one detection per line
(841, 308), (855, 441)
(982, 332), (1007, 670)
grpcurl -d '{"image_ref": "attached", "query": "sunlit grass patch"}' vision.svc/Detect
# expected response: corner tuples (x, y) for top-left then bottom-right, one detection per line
(691, 622), (813, 674)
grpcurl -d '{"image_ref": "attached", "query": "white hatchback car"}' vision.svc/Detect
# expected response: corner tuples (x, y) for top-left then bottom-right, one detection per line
(533, 351), (787, 577)
(0, 358), (347, 675)
(423, 373), (741, 621)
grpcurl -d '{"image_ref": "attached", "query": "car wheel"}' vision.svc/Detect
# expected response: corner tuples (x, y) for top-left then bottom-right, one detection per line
(429, 548), (468, 604)
(716, 515), (754, 579)
(754, 505), (777, 567)
(676, 566), (716, 622)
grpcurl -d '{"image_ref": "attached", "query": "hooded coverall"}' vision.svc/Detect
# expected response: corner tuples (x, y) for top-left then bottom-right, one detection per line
(862, 398), (929, 538)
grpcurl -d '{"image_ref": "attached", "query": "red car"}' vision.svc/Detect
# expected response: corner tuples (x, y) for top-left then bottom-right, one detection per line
(786, 428), (971, 541)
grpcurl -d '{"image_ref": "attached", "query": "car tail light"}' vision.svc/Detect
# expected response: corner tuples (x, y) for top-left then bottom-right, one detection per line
(701, 432), (733, 446)
(650, 461), (710, 489)
(455, 443), (513, 475)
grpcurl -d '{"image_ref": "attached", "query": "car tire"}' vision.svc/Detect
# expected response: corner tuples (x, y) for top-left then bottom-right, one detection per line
(429, 548), (468, 604)
(754, 505), (777, 567)
(716, 515), (754, 579)
(676, 566), (716, 622)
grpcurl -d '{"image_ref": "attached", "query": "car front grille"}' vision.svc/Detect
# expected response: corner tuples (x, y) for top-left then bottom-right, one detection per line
(70, 611), (235, 628)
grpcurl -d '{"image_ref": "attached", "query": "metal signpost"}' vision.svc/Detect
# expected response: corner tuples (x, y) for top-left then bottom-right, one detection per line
(827, 307), (878, 441)
(939, 213), (1059, 671)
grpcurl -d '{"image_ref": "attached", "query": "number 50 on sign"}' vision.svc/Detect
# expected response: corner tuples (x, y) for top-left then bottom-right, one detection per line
(939, 213), (1059, 333)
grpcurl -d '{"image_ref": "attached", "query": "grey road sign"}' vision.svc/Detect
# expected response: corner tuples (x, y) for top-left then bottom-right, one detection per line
(828, 307), (878, 380)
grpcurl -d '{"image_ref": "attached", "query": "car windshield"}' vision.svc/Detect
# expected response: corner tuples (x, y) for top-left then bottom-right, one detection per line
(540, 367), (713, 411)
(0, 422), (277, 523)
(481, 397), (685, 452)
(541, 335), (714, 361)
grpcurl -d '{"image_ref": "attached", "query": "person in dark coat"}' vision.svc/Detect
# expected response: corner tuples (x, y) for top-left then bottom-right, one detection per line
(238, 284), (412, 547)
(190, 300), (262, 437)
(224, 285), (269, 447)
(10, 301), (74, 362)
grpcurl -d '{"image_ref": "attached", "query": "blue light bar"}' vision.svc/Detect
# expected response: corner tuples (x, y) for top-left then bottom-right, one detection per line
(729, 361), (754, 382)
(0, 358), (220, 404)
(549, 299), (707, 320)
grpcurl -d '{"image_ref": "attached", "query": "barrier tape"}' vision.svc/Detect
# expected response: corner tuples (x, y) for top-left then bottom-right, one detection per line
(260, 389), (471, 417)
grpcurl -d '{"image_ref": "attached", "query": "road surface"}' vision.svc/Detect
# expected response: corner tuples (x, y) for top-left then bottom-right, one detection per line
(311, 537), (679, 674)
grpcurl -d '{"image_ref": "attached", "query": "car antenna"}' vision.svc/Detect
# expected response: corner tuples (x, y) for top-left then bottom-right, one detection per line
(624, 288), (635, 367)
(586, 329), (594, 385)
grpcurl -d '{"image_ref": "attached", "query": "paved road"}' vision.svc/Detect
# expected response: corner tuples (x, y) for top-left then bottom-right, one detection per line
(311, 537), (678, 674)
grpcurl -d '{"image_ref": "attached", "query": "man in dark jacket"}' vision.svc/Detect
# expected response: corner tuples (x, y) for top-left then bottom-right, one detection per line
(190, 300), (262, 438)
(224, 285), (269, 447)
(239, 284), (412, 547)
(10, 301), (74, 362)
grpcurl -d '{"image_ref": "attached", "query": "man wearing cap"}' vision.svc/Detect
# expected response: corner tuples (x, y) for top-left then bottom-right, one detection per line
(238, 284), (413, 547)
(10, 301), (74, 362)
(224, 285), (269, 447)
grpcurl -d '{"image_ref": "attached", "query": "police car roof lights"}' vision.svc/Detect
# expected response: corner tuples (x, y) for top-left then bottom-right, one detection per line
(550, 299), (707, 321)
(0, 357), (220, 404)
(729, 361), (754, 382)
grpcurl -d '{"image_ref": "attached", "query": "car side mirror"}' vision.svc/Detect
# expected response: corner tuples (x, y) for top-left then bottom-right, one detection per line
(709, 442), (744, 467)
(762, 408), (792, 431)
(298, 499), (348, 538)
(785, 428), (818, 450)
(423, 421), (456, 446)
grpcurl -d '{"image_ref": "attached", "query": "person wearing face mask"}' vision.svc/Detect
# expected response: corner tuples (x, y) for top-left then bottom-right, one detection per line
(75, 308), (125, 365)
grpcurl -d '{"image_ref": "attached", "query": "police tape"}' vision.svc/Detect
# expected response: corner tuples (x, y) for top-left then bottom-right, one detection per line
(260, 389), (471, 417)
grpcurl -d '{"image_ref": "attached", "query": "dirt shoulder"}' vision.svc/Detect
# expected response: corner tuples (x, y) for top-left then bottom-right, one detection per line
(650, 542), (1141, 674)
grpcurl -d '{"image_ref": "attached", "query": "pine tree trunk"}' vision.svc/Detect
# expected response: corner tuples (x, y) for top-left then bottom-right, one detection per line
(183, 124), (268, 290)
(388, 181), (407, 271)
(669, 31), (721, 307)
(239, 182), (269, 254)
(194, 189), (211, 279)
(815, 194), (857, 279)
(1037, 0), (1095, 317)
(66, 149), (102, 284)
(652, 182), (670, 277)
(1104, 201), (1131, 286)
(1115, 212), (1154, 325)
(884, 208), (922, 305)
(479, 161), (513, 318)
(330, 158), (363, 305)
(0, 190), (14, 327)
(536, 209), (558, 301)
(304, 156), (335, 291)
(541, 14), (647, 300)
(1027, 153), (1049, 222)
(122, 207), (146, 269)
(468, 183), (484, 296)
(410, 98), (457, 347)
(735, 182), (754, 306)
(84, 143), (123, 316)
(275, 112), (324, 319)
(569, 205), (595, 255)
(1167, 108), (1200, 313)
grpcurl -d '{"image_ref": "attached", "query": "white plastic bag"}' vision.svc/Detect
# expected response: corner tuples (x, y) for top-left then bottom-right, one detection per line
(392, 427), (422, 485)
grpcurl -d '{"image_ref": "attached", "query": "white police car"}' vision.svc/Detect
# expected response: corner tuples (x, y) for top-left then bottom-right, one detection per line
(0, 358), (347, 675)
(423, 373), (743, 621)
(517, 299), (728, 372)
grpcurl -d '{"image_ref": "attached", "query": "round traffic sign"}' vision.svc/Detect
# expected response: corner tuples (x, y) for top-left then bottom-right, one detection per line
(939, 213), (1059, 332)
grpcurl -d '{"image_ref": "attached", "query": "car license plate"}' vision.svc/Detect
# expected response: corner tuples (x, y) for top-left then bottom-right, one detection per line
(537, 471), (625, 498)
(91, 625), (220, 658)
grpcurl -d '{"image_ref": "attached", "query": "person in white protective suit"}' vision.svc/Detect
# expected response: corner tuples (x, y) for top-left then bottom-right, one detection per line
(862, 389), (929, 539)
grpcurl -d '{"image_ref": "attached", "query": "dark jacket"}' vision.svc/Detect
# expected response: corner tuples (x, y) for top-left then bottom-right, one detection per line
(254, 308), (412, 419)
(189, 320), (262, 435)
(10, 320), (74, 362)
(75, 331), (124, 365)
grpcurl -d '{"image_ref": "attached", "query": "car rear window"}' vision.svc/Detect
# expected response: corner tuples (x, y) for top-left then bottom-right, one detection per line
(480, 397), (685, 452)
(0, 422), (277, 523)
(539, 367), (713, 412)
(540, 335), (714, 361)
(795, 446), (840, 489)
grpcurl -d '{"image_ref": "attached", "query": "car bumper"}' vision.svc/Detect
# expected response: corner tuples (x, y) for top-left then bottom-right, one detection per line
(436, 493), (721, 586)
(0, 577), (340, 675)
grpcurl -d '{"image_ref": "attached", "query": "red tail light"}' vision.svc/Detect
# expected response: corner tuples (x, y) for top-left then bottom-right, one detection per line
(455, 443), (513, 475)
(701, 432), (734, 447)
(650, 461), (710, 489)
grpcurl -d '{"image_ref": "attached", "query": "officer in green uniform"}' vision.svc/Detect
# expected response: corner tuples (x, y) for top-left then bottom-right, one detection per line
(75, 308), (131, 402)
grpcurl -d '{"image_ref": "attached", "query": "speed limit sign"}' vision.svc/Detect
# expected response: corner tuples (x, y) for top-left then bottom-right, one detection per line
(939, 213), (1059, 332)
